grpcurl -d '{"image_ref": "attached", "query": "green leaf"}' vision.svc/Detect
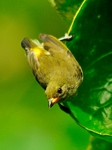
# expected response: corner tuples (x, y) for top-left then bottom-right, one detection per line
(49, 0), (83, 23)
(87, 136), (112, 150)
(62, 0), (112, 142)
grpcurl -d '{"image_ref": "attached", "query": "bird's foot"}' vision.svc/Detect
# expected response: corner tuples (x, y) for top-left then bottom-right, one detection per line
(58, 33), (74, 41)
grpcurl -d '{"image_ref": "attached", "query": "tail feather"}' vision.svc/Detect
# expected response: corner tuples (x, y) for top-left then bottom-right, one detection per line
(21, 38), (40, 50)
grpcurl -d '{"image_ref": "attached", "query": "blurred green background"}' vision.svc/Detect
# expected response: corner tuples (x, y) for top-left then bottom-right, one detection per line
(0, 0), (89, 149)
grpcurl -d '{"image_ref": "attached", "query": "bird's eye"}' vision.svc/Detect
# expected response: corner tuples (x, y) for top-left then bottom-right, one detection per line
(57, 88), (62, 94)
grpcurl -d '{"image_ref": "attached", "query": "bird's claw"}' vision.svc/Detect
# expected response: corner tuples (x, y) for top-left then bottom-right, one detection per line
(58, 33), (74, 41)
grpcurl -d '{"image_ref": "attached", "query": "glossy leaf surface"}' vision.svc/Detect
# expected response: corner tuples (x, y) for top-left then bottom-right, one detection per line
(62, 0), (112, 142)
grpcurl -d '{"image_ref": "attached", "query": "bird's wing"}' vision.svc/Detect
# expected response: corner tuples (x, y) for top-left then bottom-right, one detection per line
(39, 34), (69, 53)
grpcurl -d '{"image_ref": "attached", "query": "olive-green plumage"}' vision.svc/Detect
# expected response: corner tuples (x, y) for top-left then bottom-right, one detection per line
(21, 34), (83, 108)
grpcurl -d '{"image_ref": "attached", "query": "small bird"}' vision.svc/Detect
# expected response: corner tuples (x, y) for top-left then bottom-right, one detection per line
(21, 33), (83, 108)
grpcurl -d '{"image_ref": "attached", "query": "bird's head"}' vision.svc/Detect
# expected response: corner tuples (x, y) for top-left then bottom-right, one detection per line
(45, 78), (71, 108)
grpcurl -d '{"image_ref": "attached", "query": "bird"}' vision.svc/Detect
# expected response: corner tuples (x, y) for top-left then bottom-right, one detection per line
(21, 33), (83, 108)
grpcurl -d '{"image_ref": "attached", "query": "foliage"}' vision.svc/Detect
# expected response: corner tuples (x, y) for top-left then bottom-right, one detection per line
(53, 0), (112, 143)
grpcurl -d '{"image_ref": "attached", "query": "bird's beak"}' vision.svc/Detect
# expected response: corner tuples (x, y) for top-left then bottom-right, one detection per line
(48, 97), (59, 108)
